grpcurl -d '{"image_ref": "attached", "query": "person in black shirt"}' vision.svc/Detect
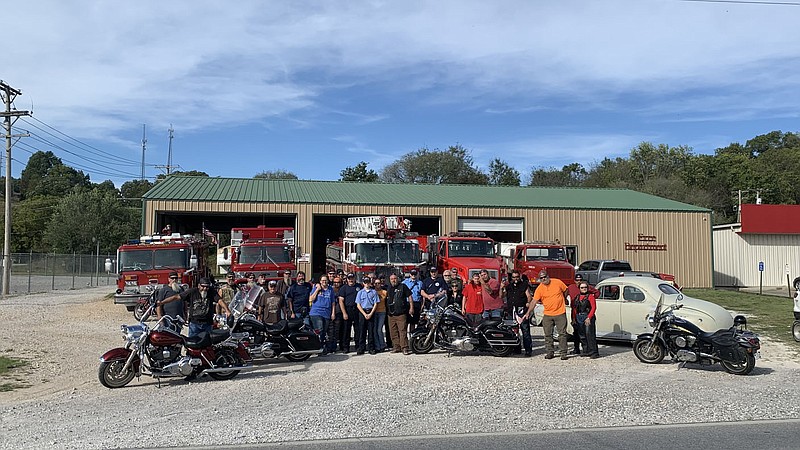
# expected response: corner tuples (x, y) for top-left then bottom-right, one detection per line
(506, 269), (534, 356)
(160, 277), (231, 338)
(421, 267), (448, 309)
(156, 271), (185, 323)
(336, 273), (363, 353)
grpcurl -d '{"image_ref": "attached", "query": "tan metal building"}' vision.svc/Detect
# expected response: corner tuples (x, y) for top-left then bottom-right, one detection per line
(142, 177), (713, 287)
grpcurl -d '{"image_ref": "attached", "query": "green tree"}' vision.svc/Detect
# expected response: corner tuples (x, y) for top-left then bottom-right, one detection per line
(529, 163), (587, 187)
(120, 179), (154, 199)
(340, 161), (379, 182)
(380, 145), (488, 184)
(44, 188), (140, 253)
(19, 151), (91, 199)
(8, 196), (60, 252)
(487, 158), (520, 186)
(254, 170), (299, 180)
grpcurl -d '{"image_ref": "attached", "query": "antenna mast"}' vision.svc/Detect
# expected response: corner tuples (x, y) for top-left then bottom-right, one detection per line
(141, 124), (147, 180)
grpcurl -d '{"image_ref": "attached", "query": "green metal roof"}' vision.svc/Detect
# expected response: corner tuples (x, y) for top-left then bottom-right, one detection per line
(143, 177), (709, 212)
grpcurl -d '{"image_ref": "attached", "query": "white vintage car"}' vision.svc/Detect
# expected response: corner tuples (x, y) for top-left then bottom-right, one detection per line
(567, 276), (734, 342)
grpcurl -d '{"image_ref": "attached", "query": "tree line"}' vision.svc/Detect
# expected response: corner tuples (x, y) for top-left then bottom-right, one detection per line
(2, 130), (798, 254)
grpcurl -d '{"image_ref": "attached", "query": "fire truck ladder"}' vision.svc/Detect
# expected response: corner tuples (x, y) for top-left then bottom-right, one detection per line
(345, 216), (410, 238)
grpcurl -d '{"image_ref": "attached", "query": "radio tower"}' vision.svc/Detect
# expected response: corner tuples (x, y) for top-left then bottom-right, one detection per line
(166, 124), (174, 175)
(140, 124), (147, 180)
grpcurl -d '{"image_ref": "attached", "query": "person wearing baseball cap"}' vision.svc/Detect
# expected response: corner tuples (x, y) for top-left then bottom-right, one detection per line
(530, 270), (569, 360)
(159, 276), (230, 338)
(402, 269), (423, 334)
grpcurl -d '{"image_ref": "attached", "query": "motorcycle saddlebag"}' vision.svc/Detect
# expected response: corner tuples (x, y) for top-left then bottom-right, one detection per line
(483, 327), (519, 346)
(710, 330), (740, 361)
(287, 330), (322, 351)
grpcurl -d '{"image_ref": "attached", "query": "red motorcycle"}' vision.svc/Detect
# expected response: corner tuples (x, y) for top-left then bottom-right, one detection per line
(99, 298), (252, 388)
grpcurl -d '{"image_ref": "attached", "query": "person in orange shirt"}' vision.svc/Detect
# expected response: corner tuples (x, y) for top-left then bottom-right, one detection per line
(530, 270), (569, 360)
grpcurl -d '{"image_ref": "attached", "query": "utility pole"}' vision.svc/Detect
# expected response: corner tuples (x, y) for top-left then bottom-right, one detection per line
(155, 125), (180, 175)
(1, 81), (31, 296)
(167, 124), (173, 175)
(140, 124), (147, 180)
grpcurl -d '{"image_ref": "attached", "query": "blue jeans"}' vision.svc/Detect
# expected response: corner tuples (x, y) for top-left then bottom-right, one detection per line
(482, 308), (503, 319)
(188, 321), (212, 338)
(373, 312), (387, 351)
(309, 315), (331, 351)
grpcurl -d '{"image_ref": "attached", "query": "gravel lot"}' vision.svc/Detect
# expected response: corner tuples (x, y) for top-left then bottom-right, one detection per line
(1, 289), (799, 450)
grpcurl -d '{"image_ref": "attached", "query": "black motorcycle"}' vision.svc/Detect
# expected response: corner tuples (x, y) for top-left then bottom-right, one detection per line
(221, 285), (323, 362)
(409, 296), (519, 357)
(633, 295), (761, 375)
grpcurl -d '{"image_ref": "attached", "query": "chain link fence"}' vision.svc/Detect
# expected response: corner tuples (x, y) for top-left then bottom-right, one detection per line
(0, 252), (117, 295)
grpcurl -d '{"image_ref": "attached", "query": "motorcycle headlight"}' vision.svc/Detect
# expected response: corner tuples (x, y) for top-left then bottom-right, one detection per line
(647, 316), (656, 327)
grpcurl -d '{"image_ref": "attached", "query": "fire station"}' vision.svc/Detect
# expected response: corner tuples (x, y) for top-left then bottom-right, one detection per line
(141, 176), (713, 287)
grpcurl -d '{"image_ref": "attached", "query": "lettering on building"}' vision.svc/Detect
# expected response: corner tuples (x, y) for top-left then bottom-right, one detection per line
(625, 233), (667, 252)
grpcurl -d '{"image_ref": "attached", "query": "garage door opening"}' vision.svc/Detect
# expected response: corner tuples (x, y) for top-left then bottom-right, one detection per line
(457, 217), (523, 243)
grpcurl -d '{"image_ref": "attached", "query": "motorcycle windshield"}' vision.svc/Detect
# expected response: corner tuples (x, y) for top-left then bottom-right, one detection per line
(229, 285), (264, 317)
(654, 293), (664, 318)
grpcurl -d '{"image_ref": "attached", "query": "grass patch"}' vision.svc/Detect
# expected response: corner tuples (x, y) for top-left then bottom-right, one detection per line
(0, 356), (28, 391)
(684, 289), (796, 346)
(0, 356), (27, 375)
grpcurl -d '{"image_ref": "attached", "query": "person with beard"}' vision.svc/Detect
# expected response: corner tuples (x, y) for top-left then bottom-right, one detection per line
(286, 271), (313, 325)
(506, 270), (534, 356)
(217, 272), (239, 316)
(159, 277), (231, 338)
(275, 270), (292, 296)
(156, 271), (186, 324)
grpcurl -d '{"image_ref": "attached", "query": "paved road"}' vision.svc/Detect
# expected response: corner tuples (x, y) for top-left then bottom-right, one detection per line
(171, 418), (800, 450)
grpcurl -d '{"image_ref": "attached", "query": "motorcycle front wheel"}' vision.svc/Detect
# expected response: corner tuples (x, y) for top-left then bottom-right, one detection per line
(208, 349), (243, 381)
(133, 302), (148, 322)
(490, 345), (513, 357)
(98, 360), (135, 388)
(633, 338), (665, 364)
(793, 321), (800, 342)
(410, 333), (434, 354)
(720, 347), (756, 375)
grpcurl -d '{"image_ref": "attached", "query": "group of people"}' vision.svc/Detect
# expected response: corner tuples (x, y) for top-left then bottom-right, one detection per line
(153, 266), (601, 361)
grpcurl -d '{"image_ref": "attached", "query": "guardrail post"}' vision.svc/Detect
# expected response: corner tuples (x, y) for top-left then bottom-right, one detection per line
(72, 252), (76, 289)
(51, 252), (56, 291)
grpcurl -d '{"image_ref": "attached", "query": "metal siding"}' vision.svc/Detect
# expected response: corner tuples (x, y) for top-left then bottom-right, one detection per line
(144, 200), (712, 287)
(713, 228), (800, 287)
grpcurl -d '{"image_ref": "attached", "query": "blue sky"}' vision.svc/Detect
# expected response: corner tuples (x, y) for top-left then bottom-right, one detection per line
(5, 0), (800, 185)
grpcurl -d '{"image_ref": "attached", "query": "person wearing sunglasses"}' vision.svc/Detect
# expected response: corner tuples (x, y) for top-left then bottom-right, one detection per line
(159, 277), (231, 338)
(566, 274), (600, 355)
(506, 270), (533, 357)
(156, 271), (186, 323)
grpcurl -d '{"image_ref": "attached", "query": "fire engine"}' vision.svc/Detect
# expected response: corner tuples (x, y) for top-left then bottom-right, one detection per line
(114, 233), (210, 317)
(428, 232), (503, 282)
(498, 241), (575, 286)
(222, 226), (297, 280)
(326, 216), (424, 282)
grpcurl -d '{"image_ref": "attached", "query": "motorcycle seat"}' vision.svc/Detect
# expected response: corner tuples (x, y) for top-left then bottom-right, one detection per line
(266, 320), (287, 333)
(184, 332), (212, 349)
(210, 329), (230, 344)
(286, 318), (305, 331)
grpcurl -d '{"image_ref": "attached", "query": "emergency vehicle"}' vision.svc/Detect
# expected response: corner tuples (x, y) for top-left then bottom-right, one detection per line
(325, 216), (424, 282)
(222, 226), (297, 280)
(428, 232), (503, 282)
(114, 233), (209, 316)
(498, 241), (575, 286)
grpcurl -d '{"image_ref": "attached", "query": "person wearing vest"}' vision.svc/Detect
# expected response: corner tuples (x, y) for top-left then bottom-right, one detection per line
(386, 273), (414, 355)
(572, 281), (599, 358)
(506, 269), (533, 357)
(159, 277), (231, 338)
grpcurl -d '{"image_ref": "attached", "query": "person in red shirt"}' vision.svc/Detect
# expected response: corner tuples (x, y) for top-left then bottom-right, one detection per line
(461, 273), (484, 326)
(567, 274), (600, 355)
(479, 269), (503, 319)
(572, 281), (599, 358)
(531, 270), (569, 360)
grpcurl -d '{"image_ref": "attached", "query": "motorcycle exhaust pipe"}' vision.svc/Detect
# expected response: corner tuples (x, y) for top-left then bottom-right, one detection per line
(201, 365), (256, 374)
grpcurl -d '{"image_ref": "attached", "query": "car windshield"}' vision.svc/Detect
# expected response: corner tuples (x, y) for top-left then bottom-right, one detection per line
(239, 245), (292, 264)
(525, 247), (565, 261)
(389, 242), (419, 264)
(119, 250), (154, 271)
(356, 243), (389, 264)
(448, 240), (495, 257)
(153, 248), (189, 269)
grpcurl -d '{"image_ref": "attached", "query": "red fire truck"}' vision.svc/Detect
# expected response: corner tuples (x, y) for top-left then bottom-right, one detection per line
(499, 241), (575, 287)
(226, 226), (297, 280)
(428, 232), (503, 282)
(326, 216), (424, 282)
(114, 234), (210, 319)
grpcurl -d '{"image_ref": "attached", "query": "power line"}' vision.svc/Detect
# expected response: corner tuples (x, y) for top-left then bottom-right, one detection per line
(19, 117), (141, 165)
(22, 133), (148, 178)
(16, 141), (156, 180)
